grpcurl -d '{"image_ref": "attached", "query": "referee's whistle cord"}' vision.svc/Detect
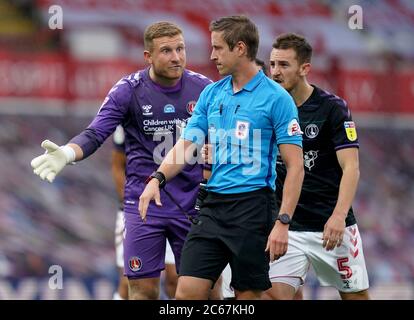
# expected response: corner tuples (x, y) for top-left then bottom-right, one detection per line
(162, 188), (201, 225)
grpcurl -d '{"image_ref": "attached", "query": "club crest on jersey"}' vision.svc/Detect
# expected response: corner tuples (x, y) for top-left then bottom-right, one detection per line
(305, 124), (319, 139)
(344, 121), (357, 141)
(304, 150), (318, 170)
(128, 256), (142, 272)
(141, 105), (153, 116)
(235, 120), (249, 140)
(164, 104), (175, 113)
(287, 119), (303, 136)
(186, 100), (197, 115)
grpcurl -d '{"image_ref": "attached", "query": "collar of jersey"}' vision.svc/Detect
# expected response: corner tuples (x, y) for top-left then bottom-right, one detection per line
(224, 70), (264, 94)
(144, 67), (183, 93)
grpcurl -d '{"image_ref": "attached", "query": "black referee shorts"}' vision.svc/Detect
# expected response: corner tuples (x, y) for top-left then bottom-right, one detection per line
(179, 187), (276, 292)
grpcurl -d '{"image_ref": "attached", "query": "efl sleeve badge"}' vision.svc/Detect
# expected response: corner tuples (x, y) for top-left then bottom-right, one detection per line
(344, 121), (358, 141)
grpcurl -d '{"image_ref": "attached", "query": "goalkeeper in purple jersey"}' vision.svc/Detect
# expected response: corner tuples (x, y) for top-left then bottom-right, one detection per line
(31, 21), (212, 300)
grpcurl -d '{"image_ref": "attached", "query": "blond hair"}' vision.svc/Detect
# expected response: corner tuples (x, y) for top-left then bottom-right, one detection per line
(144, 22), (183, 52)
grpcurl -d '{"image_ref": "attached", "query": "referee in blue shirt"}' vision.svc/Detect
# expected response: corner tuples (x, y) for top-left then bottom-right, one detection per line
(139, 15), (304, 300)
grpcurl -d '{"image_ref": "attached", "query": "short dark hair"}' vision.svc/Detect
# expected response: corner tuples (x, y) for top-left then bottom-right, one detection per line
(272, 33), (312, 64)
(209, 15), (259, 60)
(144, 22), (183, 52)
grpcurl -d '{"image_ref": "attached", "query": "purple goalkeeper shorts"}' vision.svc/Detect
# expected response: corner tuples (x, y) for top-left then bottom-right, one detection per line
(123, 210), (191, 279)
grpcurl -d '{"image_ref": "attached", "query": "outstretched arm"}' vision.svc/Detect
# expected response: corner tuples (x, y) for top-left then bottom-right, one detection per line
(31, 76), (133, 183)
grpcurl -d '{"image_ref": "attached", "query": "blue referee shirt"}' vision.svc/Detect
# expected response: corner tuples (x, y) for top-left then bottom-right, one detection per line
(183, 70), (302, 194)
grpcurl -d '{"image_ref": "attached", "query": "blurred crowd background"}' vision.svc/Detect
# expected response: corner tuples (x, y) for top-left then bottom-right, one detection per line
(0, 0), (413, 299)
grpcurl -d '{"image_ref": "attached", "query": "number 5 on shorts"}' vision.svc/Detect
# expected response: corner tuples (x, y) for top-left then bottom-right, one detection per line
(337, 257), (352, 279)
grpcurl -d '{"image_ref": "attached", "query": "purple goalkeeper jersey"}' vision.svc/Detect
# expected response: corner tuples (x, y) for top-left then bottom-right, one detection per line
(70, 67), (212, 217)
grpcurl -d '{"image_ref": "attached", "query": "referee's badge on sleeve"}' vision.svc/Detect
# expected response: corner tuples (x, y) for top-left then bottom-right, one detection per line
(287, 119), (303, 136)
(235, 120), (249, 140)
(344, 121), (358, 141)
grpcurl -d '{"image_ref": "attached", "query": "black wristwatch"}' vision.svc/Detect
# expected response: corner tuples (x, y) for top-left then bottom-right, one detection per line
(145, 171), (166, 189)
(276, 213), (291, 225)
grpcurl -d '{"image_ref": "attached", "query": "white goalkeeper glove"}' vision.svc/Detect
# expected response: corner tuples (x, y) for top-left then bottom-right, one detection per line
(30, 140), (76, 183)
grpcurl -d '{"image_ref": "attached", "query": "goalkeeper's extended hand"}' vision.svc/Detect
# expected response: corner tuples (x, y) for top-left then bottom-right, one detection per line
(30, 140), (76, 183)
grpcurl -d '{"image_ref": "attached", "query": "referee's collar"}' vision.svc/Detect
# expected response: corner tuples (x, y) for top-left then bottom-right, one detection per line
(225, 70), (264, 93)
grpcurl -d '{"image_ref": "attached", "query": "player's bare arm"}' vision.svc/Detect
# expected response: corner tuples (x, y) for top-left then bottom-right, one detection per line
(323, 148), (360, 251)
(266, 143), (304, 262)
(67, 143), (84, 160)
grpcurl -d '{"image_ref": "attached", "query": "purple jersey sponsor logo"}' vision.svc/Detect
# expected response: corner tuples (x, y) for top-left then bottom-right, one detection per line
(164, 104), (175, 113)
